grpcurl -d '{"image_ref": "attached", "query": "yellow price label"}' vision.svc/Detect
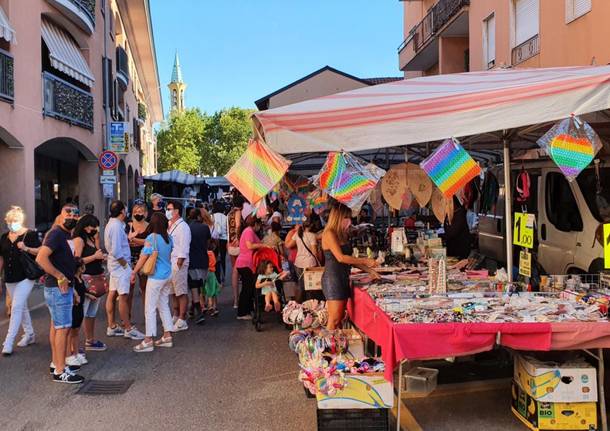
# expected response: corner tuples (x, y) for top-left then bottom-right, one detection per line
(513, 212), (534, 249)
(519, 250), (532, 277)
(604, 223), (610, 269)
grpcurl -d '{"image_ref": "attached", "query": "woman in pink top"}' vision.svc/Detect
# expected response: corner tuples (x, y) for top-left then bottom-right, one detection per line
(236, 216), (268, 320)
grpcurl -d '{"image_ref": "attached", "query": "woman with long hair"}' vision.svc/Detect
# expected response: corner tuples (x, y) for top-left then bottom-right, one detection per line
(285, 218), (319, 303)
(227, 195), (244, 309)
(321, 202), (379, 329)
(72, 214), (107, 356)
(0, 206), (41, 355)
(127, 202), (150, 316)
(131, 212), (175, 352)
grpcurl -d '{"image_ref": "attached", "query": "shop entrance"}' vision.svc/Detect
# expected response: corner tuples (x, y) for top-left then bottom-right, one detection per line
(34, 138), (95, 232)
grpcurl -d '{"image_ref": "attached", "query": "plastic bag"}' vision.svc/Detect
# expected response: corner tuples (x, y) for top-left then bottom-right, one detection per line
(537, 116), (602, 182)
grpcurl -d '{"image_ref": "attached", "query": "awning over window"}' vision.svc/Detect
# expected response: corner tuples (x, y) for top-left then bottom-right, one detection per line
(41, 18), (94, 87)
(0, 6), (16, 44)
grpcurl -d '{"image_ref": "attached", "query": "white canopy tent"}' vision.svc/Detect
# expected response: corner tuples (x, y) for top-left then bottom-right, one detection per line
(252, 65), (610, 281)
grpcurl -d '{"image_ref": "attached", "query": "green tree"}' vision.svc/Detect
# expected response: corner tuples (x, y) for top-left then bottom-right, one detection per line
(156, 108), (206, 174)
(201, 107), (254, 176)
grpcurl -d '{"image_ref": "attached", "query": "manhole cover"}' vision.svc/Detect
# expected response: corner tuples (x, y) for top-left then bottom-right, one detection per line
(77, 379), (134, 395)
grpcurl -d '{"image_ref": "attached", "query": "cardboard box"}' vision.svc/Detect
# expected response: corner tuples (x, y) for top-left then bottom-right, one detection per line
(511, 380), (597, 431)
(514, 354), (597, 402)
(317, 373), (394, 409)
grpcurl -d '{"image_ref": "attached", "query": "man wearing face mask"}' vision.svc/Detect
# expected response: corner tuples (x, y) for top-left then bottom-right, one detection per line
(36, 203), (85, 383)
(104, 201), (144, 341)
(166, 201), (191, 331)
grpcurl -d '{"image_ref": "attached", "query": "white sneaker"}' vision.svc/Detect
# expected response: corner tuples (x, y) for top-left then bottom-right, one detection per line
(123, 327), (145, 340)
(2, 344), (12, 356)
(76, 353), (88, 365)
(17, 333), (35, 348)
(65, 355), (81, 367)
(236, 314), (253, 321)
(172, 315), (179, 324)
(106, 326), (125, 337)
(172, 319), (188, 332)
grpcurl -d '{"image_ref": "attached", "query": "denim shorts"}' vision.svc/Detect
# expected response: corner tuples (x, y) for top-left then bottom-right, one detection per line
(44, 286), (74, 329)
(83, 296), (100, 319)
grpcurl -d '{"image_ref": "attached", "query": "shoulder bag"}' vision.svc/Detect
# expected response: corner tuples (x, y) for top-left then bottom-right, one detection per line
(298, 233), (323, 291)
(19, 231), (45, 281)
(141, 234), (158, 276)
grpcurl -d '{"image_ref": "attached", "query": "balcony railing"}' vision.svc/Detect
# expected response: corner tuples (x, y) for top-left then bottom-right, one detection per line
(116, 46), (129, 88)
(512, 34), (540, 65)
(47, 0), (95, 34)
(43, 72), (94, 130)
(398, 0), (470, 54)
(68, 0), (95, 26)
(0, 49), (14, 104)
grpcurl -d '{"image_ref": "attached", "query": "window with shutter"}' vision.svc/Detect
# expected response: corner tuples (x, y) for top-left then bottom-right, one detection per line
(514, 0), (539, 46)
(565, 0), (591, 23)
(484, 14), (496, 69)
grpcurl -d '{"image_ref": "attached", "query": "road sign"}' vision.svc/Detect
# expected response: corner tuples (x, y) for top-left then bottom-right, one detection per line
(98, 150), (118, 170)
(513, 212), (534, 249)
(108, 122), (129, 153)
(103, 183), (114, 198)
(102, 169), (115, 176)
(519, 250), (532, 277)
(604, 223), (610, 269)
(100, 175), (117, 184)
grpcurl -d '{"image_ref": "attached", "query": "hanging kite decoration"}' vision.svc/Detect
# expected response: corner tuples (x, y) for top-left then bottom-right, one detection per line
(314, 152), (385, 211)
(420, 138), (481, 199)
(286, 194), (307, 225)
(225, 138), (291, 205)
(307, 189), (329, 215)
(537, 116), (603, 182)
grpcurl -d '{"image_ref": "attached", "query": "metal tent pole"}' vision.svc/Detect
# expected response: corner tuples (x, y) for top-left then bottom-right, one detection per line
(503, 134), (514, 283)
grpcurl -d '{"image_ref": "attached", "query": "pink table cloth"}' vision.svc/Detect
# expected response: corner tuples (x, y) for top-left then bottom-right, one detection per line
(348, 288), (610, 381)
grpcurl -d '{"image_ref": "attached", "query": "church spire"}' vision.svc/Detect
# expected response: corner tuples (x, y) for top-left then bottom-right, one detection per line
(168, 50), (187, 112)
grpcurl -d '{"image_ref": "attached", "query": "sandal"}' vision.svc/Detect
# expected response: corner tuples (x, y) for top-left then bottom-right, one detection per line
(133, 340), (154, 353)
(154, 336), (173, 348)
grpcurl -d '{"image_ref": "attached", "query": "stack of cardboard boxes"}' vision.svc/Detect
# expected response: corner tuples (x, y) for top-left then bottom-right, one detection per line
(512, 354), (598, 431)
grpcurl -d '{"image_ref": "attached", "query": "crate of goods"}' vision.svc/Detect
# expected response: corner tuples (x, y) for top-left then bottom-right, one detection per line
(316, 373), (394, 409)
(514, 354), (597, 403)
(304, 267), (324, 291)
(404, 367), (439, 395)
(317, 408), (389, 431)
(511, 380), (597, 431)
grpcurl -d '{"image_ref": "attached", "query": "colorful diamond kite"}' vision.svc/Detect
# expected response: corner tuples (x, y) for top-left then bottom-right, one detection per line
(537, 116), (602, 182)
(314, 152), (385, 210)
(420, 138), (481, 199)
(225, 139), (291, 204)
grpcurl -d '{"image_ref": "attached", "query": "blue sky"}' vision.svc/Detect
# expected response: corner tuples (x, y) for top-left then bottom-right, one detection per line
(150, 0), (403, 115)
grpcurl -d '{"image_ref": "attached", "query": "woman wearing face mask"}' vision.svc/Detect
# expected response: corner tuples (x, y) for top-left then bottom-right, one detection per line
(0, 206), (41, 355)
(127, 202), (149, 316)
(321, 201), (379, 330)
(72, 215), (107, 354)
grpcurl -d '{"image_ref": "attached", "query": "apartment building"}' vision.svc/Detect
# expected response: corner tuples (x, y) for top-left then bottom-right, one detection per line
(398, 0), (610, 76)
(0, 0), (162, 230)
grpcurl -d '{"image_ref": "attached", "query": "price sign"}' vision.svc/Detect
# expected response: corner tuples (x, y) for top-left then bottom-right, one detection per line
(513, 212), (534, 249)
(604, 223), (610, 269)
(519, 250), (532, 277)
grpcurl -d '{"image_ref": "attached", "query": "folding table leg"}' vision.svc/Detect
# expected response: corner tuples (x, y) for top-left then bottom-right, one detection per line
(397, 360), (403, 431)
(599, 348), (607, 431)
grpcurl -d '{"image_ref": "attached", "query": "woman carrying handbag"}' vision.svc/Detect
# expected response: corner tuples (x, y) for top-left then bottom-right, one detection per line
(0, 206), (41, 356)
(131, 212), (174, 353)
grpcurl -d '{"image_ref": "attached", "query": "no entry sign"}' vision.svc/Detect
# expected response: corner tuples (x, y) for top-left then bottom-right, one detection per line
(98, 150), (119, 170)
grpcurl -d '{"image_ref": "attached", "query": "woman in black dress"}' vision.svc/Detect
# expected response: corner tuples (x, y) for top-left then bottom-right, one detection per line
(127, 202), (149, 316)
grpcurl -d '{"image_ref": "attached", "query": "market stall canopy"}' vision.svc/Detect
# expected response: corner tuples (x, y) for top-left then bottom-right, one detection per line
(252, 65), (610, 155)
(144, 170), (206, 185)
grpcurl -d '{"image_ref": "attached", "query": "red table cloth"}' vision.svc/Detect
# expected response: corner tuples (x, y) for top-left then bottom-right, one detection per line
(348, 288), (610, 381)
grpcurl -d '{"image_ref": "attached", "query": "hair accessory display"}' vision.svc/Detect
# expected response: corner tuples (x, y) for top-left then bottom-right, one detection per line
(420, 138), (481, 198)
(225, 138), (292, 205)
(282, 300), (328, 328)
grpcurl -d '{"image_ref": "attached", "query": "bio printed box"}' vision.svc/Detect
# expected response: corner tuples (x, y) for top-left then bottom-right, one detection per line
(316, 373), (394, 410)
(514, 354), (597, 402)
(511, 380), (597, 431)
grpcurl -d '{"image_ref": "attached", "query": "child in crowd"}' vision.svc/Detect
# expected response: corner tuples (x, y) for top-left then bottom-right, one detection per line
(204, 242), (220, 316)
(255, 260), (289, 312)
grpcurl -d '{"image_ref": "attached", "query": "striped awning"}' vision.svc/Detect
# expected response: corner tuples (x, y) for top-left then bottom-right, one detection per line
(143, 170), (207, 185)
(41, 18), (94, 87)
(0, 6), (16, 44)
(252, 65), (610, 154)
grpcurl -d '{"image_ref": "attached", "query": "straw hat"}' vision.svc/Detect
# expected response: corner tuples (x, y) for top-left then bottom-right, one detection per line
(407, 163), (433, 207)
(381, 163), (408, 210)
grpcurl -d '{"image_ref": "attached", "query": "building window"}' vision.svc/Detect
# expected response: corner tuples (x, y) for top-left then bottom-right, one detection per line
(514, 0), (539, 46)
(483, 14), (496, 69)
(565, 0), (591, 23)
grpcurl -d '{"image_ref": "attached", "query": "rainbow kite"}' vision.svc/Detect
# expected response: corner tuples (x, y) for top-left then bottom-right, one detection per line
(537, 116), (602, 182)
(315, 152), (384, 210)
(420, 138), (481, 199)
(225, 139), (291, 204)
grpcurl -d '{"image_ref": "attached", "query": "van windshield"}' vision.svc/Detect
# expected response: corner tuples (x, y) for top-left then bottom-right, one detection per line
(576, 167), (610, 223)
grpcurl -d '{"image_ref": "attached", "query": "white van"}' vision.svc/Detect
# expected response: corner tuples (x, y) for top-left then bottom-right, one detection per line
(478, 158), (609, 275)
